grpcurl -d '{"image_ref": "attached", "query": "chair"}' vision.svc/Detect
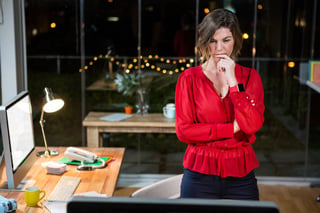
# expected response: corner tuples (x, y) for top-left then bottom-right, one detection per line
(130, 174), (183, 199)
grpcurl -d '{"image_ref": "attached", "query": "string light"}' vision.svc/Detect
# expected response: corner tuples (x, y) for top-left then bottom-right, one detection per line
(242, 33), (249, 40)
(204, 8), (210, 14)
(79, 54), (196, 75)
(50, 22), (56, 29)
(288, 61), (295, 68)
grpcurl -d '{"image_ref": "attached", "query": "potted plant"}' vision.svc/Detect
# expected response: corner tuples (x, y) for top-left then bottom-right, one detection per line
(114, 72), (140, 96)
(114, 72), (150, 115)
(114, 72), (139, 114)
(124, 104), (133, 114)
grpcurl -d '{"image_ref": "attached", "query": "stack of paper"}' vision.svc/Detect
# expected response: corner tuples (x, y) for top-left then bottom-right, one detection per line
(46, 162), (67, 175)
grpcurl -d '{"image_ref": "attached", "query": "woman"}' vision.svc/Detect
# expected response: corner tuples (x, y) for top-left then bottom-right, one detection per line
(175, 8), (265, 200)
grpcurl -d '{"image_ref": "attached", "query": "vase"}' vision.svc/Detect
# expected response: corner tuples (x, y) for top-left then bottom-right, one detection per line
(135, 88), (149, 115)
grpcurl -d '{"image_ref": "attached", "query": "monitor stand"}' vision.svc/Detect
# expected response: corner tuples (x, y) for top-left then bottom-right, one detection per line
(0, 152), (36, 190)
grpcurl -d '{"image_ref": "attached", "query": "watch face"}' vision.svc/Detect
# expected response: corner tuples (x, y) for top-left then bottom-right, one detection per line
(238, 83), (245, 92)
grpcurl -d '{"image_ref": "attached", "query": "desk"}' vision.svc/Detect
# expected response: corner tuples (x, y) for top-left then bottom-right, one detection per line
(0, 146), (125, 213)
(83, 112), (176, 147)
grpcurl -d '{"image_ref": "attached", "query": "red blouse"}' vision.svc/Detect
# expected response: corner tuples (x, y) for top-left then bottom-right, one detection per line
(175, 64), (265, 178)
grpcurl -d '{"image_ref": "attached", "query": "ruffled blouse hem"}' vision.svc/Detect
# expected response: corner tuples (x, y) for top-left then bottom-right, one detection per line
(182, 143), (259, 178)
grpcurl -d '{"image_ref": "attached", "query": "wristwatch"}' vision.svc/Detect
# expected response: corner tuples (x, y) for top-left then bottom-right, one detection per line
(238, 83), (245, 92)
(230, 83), (245, 93)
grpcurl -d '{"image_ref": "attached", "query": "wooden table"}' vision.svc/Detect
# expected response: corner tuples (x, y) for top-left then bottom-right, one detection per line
(0, 146), (125, 213)
(83, 112), (176, 147)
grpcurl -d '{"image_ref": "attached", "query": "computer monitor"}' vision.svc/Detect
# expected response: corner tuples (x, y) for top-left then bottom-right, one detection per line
(0, 91), (36, 189)
(67, 197), (279, 213)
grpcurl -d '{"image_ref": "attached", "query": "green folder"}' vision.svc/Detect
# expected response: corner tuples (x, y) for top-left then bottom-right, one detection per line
(58, 156), (110, 166)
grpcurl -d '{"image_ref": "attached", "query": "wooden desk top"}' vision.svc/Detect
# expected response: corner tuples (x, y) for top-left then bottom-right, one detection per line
(83, 112), (176, 147)
(83, 112), (175, 128)
(0, 147), (125, 213)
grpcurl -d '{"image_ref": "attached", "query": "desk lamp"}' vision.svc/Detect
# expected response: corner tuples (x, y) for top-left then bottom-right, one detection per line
(37, 87), (64, 157)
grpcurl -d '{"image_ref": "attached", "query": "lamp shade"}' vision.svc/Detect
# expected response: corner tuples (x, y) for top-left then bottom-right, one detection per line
(42, 87), (64, 113)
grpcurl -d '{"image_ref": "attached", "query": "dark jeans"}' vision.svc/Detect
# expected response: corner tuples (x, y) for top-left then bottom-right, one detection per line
(180, 168), (259, 200)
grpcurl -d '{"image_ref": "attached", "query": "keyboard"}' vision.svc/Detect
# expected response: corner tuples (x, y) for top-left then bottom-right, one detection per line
(48, 176), (81, 202)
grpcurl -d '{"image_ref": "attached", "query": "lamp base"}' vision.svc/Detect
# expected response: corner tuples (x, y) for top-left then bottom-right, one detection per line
(36, 150), (59, 157)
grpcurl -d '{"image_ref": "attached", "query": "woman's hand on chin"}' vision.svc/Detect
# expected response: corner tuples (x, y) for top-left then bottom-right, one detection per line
(216, 55), (237, 86)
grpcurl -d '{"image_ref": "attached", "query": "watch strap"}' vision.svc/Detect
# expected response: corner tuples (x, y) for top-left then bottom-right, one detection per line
(230, 83), (245, 93)
(238, 83), (245, 92)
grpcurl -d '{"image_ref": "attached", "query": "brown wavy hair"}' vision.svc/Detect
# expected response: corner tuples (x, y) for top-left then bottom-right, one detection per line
(197, 8), (243, 62)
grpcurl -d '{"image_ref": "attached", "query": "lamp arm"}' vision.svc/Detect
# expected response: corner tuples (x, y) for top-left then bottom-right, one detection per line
(39, 109), (50, 156)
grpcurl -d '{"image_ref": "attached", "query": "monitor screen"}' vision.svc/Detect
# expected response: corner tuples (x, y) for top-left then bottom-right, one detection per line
(0, 91), (36, 189)
(67, 197), (279, 213)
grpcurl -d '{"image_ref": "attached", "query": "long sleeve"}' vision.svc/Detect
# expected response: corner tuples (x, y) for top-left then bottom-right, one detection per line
(230, 68), (265, 135)
(175, 68), (234, 144)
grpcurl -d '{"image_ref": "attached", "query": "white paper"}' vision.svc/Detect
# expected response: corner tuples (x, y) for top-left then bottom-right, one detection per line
(100, 113), (133, 122)
(73, 191), (108, 197)
(43, 201), (67, 213)
(42, 192), (107, 213)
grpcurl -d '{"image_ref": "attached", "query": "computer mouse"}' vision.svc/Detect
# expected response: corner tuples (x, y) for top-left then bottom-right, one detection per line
(316, 195), (320, 202)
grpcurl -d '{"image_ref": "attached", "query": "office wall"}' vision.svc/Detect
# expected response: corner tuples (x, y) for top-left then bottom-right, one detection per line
(0, 0), (27, 104)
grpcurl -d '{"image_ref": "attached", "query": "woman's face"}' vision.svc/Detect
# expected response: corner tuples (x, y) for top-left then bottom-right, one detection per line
(208, 27), (234, 64)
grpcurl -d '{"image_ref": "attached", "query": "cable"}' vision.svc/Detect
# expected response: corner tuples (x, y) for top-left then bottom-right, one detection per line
(92, 157), (106, 169)
(77, 158), (107, 171)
